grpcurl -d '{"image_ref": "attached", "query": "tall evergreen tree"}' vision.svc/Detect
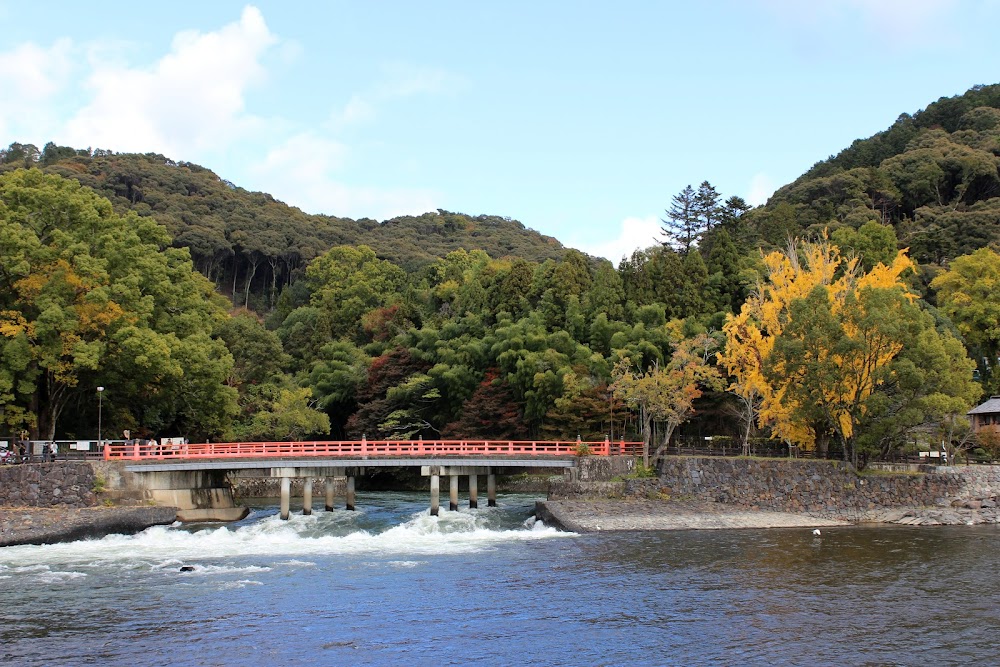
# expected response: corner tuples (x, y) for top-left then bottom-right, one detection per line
(662, 184), (700, 253)
(695, 181), (722, 232)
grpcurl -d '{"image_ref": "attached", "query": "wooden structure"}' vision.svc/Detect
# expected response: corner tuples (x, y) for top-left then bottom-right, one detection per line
(968, 396), (1000, 434)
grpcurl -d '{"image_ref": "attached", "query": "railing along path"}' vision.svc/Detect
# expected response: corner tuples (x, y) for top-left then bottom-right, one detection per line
(103, 438), (644, 461)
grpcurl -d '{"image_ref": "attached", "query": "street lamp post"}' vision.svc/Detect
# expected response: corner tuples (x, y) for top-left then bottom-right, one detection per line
(97, 386), (105, 447)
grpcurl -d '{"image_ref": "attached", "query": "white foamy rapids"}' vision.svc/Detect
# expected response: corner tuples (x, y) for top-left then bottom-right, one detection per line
(0, 509), (573, 567)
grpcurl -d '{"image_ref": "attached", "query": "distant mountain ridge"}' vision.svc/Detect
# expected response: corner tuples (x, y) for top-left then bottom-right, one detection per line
(4, 82), (1000, 305)
(0, 147), (569, 309)
(759, 83), (1000, 266)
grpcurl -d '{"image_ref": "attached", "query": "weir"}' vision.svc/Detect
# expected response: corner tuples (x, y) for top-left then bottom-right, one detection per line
(122, 457), (585, 521)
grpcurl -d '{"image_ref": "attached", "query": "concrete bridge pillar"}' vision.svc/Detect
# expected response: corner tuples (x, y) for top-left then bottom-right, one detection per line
(127, 467), (248, 522)
(469, 474), (478, 509)
(280, 476), (291, 520)
(303, 478), (313, 516)
(325, 478), (335, 511)
(487, 473), (497, 507)
(430, 474), (440, 516)
(449, 475), (459, 511)
(346, 476), (356, 511)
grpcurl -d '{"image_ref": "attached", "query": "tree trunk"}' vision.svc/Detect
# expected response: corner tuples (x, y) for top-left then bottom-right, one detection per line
(244, 254), (259, 309)
(641, 409), (652, 468)
(268, 257), (280, 307)
(653, 422), (678, 460)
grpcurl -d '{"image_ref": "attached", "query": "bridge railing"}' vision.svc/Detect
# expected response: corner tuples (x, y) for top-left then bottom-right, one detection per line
(102, 438), (644, 461)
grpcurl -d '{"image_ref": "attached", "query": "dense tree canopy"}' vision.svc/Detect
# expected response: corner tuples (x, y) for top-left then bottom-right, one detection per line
(0, 169), (237, 440)
(3, 84), (999, 464)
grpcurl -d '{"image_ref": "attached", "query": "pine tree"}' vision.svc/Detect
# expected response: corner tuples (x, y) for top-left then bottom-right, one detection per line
(695, 181), (721, 233)
(661, 185), (699, 253)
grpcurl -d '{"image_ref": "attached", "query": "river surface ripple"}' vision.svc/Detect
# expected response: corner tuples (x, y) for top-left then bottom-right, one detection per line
(1, 492), (998, 666)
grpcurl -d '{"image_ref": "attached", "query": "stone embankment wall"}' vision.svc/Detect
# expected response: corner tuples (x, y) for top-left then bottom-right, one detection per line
(550, 456), (1000, 520)
(0, 462), (98, 508)
(631, 458), (967, 517)
(947, 465), (1000, 500)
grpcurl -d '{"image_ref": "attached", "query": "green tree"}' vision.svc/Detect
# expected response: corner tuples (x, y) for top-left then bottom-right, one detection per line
(231, 385), (331, 441)
(0, 169), (238, 439)
(612, 333), (723, 466)
(662, 184), (700, 252)
(831, 221), (900, 272)
(695, 181), (721, 232)
(931, 247), (1000, 393)
(304, 244), (406, 342)
(586, 261), (625, 322)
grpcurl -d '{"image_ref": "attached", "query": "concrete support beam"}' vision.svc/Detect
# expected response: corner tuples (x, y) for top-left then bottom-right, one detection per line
(271, 466), (346, 478)
(303, 478), (313, 516)
(346, 476), (356, 511)
(488, 473), (497, 507)
(280, 476), (291, 520)
(421, 465), (491, 476)
(449, 475), (459, 511)
(325, 478), (335, 511)
(430, 474), (440, 517)
(469, 474), (478, 509)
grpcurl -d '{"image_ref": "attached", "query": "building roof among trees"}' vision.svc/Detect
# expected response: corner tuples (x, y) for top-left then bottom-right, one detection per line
(968, 396), (1000, 415)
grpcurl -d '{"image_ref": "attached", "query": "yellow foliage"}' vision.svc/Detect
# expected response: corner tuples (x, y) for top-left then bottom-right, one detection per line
(721, 237), (914, 449)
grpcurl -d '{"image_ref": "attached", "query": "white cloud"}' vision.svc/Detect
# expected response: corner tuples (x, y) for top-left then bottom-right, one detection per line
(747, 173), (775, 207)
(763, 0), (957, 48)
(331, 62), (460, 129)
(0, 38), (74, 139)
(258, 62), (458, 219)
(250, 131), (439, 220)
(0, 7), (453, 224)
(58, 6), (277, 157)
(572, 215), (663, 263)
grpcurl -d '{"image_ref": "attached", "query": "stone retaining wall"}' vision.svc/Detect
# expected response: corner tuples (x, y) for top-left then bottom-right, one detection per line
(628, 458), (999, 518)
(948, 465), (1000, 500)
(552, 456), (1000, 520)
(0, 462), (98, 508)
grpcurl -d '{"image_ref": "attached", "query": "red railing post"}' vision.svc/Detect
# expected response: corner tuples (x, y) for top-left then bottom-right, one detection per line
(603, 436), (610, 456)
(103, 442), (110, 460)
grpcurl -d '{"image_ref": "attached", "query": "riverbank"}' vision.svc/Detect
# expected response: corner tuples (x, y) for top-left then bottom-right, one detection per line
(536, 498), (1000, 532)
(537, 499), (847, 532)
(0, 506), (177, 547)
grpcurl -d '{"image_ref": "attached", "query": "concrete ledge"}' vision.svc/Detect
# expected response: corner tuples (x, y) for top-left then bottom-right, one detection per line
(0, 506), (178, 547)
(536, 499), (846, 532)
(175, 507), (249, 522)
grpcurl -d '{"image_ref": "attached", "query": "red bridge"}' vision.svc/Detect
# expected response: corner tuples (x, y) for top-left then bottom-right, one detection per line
(103, 437), (643, 461)
(103, 437), (643, 522)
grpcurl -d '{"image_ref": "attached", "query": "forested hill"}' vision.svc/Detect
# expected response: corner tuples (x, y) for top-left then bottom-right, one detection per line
(0, 146), (567, 308)
(753, 83), (1000, 267)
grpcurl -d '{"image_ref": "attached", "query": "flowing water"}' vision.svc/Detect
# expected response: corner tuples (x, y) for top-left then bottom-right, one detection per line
(1, 492), (999, 666)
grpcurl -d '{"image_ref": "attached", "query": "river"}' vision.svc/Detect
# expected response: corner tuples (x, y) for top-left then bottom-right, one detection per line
(1, 492), (998, 666)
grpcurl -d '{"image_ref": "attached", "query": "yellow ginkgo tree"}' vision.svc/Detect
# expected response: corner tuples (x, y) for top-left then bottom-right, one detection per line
(720, 237), (949, 467)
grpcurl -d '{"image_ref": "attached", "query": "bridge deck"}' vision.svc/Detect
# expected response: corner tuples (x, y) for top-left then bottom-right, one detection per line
(124, 457), (578, 473)
(106, 438), (643, 463)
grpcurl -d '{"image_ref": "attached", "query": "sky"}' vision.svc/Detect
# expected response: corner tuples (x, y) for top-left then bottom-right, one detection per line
(2, 1), (1000, 262)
